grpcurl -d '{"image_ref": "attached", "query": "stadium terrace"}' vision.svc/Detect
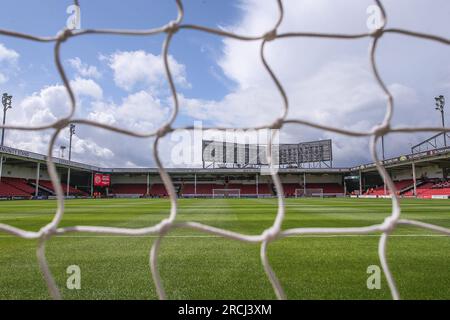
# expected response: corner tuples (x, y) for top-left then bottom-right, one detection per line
(1, 145), (449, 200)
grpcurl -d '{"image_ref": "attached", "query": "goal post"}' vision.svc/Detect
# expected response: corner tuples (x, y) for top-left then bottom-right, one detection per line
(212, 189), (241, 198)
(295, 188), (324, 198)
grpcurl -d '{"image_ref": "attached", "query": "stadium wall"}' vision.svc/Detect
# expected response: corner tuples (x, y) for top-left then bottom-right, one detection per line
(280, 174), (342, 184)
(0, 164), (50, 180)
(107, 172), (344, 187)
(391, 165), (443, 181)
(111, 174), (150, 184)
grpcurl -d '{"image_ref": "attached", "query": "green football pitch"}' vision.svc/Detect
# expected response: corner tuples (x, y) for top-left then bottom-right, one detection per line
(0, 198), (449, 300)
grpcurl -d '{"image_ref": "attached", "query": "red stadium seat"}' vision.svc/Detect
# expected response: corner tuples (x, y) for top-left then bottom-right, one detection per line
(0, 181), (30, 197)
(39, 180), (87, 196)
(2, 178), (35, 195)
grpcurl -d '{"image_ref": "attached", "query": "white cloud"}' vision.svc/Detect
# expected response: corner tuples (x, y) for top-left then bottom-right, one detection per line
(0, 43), (19, 63)
(68, 57), (101, 79)
(108, 50), (190, 92)
(0, 43), (19, 84)
(8, 130), (52, 155)
(177, 0), (450, 166)
(71, 77), (103, 100)
(72, 136), (114, 160)
(0, 73), (8, 84)
(16, 80), (103, 128)
(19, 85), (71, 126)
(3, 1), (450, 168)
(88, 90), (169, 132)
(5, 72), (171, 166)
(4, 83), (114, 165)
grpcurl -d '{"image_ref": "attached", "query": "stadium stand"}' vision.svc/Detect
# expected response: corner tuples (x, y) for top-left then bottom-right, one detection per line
(365, 178), (450, 198)
(257, 184), (272, 195)
(307, 183), (344, 194)
(283, 183), (344, 197)
(181, 183), (274, 197)
(365, 179), (414, 196)
(38, 180), (87, 196)
(181, 183), (345, 197)
(181, 184), (223, 196)
(2, 178), (35, 195)
(0, 181), (31, 198)
(112, 184), (146, 195)
(283, 183), (301, 197)
(228, 184), (256, 195)
(403, 182), (433, 197)
(403, 179), (450, 198)
(149, 184), (169, 197)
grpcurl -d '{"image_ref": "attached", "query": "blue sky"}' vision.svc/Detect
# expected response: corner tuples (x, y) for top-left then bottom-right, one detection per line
(0, 0), (449, 168)
(1, 0), (238, 106)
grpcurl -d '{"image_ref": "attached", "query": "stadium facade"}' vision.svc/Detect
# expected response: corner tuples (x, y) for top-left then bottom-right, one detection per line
(0, 145), (449, 200)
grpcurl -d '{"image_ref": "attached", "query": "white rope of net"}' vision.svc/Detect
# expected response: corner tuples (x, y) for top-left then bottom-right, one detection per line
(0, 0), (449, 300)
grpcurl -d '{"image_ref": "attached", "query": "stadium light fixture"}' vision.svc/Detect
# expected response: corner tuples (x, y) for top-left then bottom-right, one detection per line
(1, 93), (13, 146)
(60, 145), (67, 159)
(68, 124), (76, 161)
(434, 95), (446, 146)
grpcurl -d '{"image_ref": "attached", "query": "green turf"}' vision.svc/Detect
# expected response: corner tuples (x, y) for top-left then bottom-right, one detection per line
(0, 198), (449, 300)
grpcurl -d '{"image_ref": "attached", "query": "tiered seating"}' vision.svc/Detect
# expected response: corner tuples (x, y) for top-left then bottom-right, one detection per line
(306, 183), (344, 194)
(182, 184), (195, 194)
(283, 183), (301, 196)
(39, 180), (86, 196)
(366, 180), (413, 195)
(149, 184), (168, 197)
(367, 188), (387, 196)
(2, 178), (35, 194)
(181, 183), (273, 196)
(228, 184), (256, 194)
(406, 180), (450, 198)
(282, 183), (344, 197)
(403, 182), (433, 197)
(257, 184), (272, 194)
(181, 184), (223, 195)
(112, 184), (146, 195)
(0, 181), (30, 197)
(432, 180), (450, 189)
(419, 188), (450, 198)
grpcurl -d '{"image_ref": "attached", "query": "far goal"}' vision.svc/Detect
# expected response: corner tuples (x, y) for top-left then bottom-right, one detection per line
(295, 188), (324, 198)
(212, 189), (241, 198)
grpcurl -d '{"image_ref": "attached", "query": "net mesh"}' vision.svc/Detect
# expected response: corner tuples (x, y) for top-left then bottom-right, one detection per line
(0, 0), (449, 300)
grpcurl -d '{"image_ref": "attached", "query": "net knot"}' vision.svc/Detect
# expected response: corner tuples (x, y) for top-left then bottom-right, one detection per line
(264, 30), (277, 42)
(263, 228), (279, 242)
(271, 118), (284, 129)
(381, 216), (397, 233)
(165, 21), (180, 34)
(56, 28), (73, 42)
(39, 225), (56, 239)
(370, 28), (384, 38)
(373, 124), (390, 137)
(159, 219), (172, 234)
(53, 119), (70, 131)
(156, 124), (172, 138)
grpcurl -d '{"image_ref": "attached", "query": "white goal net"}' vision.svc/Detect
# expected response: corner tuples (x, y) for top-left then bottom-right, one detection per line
(0, 0), (449, 301)
(295, 188), (323, 198)
(212, 189), (241, 198)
